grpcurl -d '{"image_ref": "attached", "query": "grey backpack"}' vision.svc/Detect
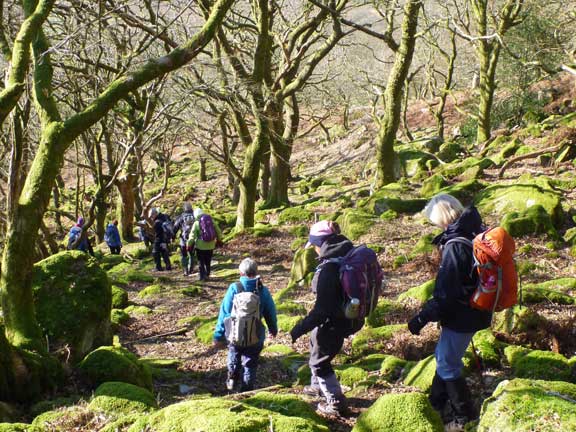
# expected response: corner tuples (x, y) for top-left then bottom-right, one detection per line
(224, 282), (261, 347)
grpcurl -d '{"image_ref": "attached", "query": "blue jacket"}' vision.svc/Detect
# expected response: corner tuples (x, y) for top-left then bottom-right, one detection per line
(213, 276), (278, 343)
(104, 223), (122, 248)
(418, 206), (492, 333)
(68, 225), (90, 252)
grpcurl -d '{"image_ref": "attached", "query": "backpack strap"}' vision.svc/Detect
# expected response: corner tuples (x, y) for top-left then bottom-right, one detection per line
(235, 281), (244, 293)
(235, 280), (260, 296)
(444, 237), (473, 249)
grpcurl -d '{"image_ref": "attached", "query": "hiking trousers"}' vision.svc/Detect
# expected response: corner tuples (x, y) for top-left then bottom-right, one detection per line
(196, 248), (214, 280)
(179, 245), (195, 274)
(309, 324), (345, 378)
(153, 243), (172, 271)
(227, 343), (263, 391)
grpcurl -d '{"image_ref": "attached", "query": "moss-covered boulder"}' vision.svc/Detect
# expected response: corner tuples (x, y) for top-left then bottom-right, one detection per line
(138, 284), (164, 298)
(475, 183), (563, 227)
(99, 254), (125, 271)
(464, 329), (502, 368)
(366, 299), (403, 327)
(111, 285), (128, 309)
(501, 204), (559, 238)
(335, 366), (369, 388)
(437, 142), (464, 162)
(89, 382), (157, 414)
(337, 209), (377, 240)
(0, 423), (41, 432)
(195, 318), (218, 345)
(31, 251), (112, 363)
(352, 324), (405, 356)
(278, 206), (314, 224)
(380, 355), (410, 382)
(277, 315), (301, 333)
(352, 392), (443, 432)
(421, 174), (448, 198)
(398, 280), (435, 303)
(492, 305), (543, 335)
(78, 346), (153, 390)
(128, 395), (329, 432)
(504, 346), (574, 382)
(288, 247), (318, 287)
(397, 148), (435, 178)
(436, 179), (486, 203)
(404, 355), (436, 392)
(477, 379), (576, 431)
(360, 190), (426, 216)
(522, 278), (576, 305)
(111, 309), (130, 328)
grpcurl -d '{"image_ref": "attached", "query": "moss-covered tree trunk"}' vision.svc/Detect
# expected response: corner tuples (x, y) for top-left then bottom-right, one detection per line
(115, 155), (138, 241)
(472, 0), (524, 145)
(375, 0), (421, 187)
(0, 0), (234, 358)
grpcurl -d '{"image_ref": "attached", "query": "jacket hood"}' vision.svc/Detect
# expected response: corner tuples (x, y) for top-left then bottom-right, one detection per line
(433, 206), (484, 245)
(318, 234), (354, 260)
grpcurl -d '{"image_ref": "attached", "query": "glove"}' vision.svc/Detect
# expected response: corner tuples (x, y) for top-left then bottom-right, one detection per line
(408, 315), (426, 335)
(290, 326), (301, 344)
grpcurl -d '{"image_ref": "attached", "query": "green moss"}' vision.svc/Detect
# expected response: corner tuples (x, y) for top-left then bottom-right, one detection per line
(334, 366), (369, 388)
(32, 406), (89, 429)
(296, 364), (312, 386)
(278, 207), (314, 224)
(287, 247), (318, 287)
(366, 299), (402, 327)
(360, 190), (426, 216)
(195, 318), (218, 345)
(99, 254), (126, 271)
(504, 346), (574, 382)
(440, 157), (494, 179)
(352, 324), (405, 356)
(337, 209), (377, 240)
(277, 314), (301, 332)
(89, 381), (157, 414)
(244, 392), (325, 424)
(465, 330), (502, 368)
(31, 251), (112, 363)
(100, 414), (141, 432)
(437, 142), (464, 162)
(290, 225), (309, 238)
(276, 302), (307, 316)
(492, 305), (543, 334)
(436, 179), (486, 203)
(475, 183), (563, 227)
(522, 286), (575, 305)
(111, 309), (130, 328)
(0, 423), (41, 432)
(107, 262), (155, 285)
(353, 354), (388, 371)
(138, 284), (164, 298)
(111, 285), (129, 309)
(398, 279), (435, 303)
(421, 174), (448, 198)
(29, 396), (80, 418)
(478, 379), (576, 432)
(380, 355), (409, 382)
(410, 234), (436, 257)
(501, 205), (559, 239)
(404, 355), (436, 392)
(180, 286), (202, 297)
(128, 396), (329, 432)
(78, 346), (153, 390)
(124, 305), (153, 316)
(398, 148), (435, 178)
(352, 392), (443, 432)
(379, 209), (398, 220)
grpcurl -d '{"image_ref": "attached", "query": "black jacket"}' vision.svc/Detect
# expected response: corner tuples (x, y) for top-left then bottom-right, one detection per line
(419, 206), (492, 333)
(291, 234), (355, 339)
(153, 213), (169, 245)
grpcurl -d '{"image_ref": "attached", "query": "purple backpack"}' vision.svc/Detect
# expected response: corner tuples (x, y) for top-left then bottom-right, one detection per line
(330, 245), (384, 332)
(199, 214), (217, 242)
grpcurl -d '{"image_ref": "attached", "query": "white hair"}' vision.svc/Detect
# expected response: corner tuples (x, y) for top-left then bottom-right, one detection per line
(183, 202), (192, 212)
(194, 208), (204, 219)
(148, 207), (159, 219)
(424, 194), (464, 228)
(239, 258), (258, 278)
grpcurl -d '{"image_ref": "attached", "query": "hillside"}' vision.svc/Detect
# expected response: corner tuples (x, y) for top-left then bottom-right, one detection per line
(2, 77), (576, 432)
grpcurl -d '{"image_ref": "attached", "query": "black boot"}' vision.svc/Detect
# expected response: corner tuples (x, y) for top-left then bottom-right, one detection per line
(429, 373), (448, 412)
(445, 377), (476, 427)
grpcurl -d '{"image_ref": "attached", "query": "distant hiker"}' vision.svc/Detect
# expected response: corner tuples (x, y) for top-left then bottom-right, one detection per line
(136, 220), (152, 248)
(104, 220), (122, 255)
(213, 258), (277, 392)
(407, 194), (490, 431)
(67, 217), (94, 256)
(149, 207), (172, 271)
(188, 208), (222, 281)
(289, 220), (356, 416)
(173, 202), (196, 276)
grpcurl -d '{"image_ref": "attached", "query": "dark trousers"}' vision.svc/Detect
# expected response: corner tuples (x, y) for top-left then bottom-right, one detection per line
(227, 343), (263, 391)
(196, 249), (213, 280)
(179, 245), (195, 274)
(309, 324), (345, 378)
(153, 244), (172, 271)
(109, 246), (121, 255)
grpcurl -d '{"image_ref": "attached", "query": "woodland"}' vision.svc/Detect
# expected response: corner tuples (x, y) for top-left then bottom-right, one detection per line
(0, 0), (576, 431)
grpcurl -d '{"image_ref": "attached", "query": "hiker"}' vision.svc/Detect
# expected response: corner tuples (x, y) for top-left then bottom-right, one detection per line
(149, 207), (172, 271)
(213, 258), (278, 392)
(67, 217), (94, 256)
(289, 220), (355, 416)
(173, 202), (196, 276)
(104, 220), (122, 255)
(188, 208), (222, 281)
(136, 220), (152, 248)
(407, 194), (491, 431)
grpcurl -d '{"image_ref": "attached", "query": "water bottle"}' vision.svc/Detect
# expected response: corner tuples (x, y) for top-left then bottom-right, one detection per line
(345, 298), (360, 319)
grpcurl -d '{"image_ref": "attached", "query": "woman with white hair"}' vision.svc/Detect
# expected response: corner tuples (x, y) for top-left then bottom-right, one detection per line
(408, 194), (490, 431)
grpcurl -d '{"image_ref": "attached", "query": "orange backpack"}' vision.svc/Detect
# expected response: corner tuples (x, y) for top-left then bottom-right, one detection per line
(449, 227), (519, 312)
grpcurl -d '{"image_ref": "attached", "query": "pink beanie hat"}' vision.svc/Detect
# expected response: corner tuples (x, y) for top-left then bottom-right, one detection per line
(305, 220), (340, 248)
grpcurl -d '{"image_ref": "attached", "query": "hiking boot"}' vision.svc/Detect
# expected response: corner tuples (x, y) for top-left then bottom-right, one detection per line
(302, 385), (322, 397)
(444, 418), (466, 432)
(317, 398), (349, 417)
